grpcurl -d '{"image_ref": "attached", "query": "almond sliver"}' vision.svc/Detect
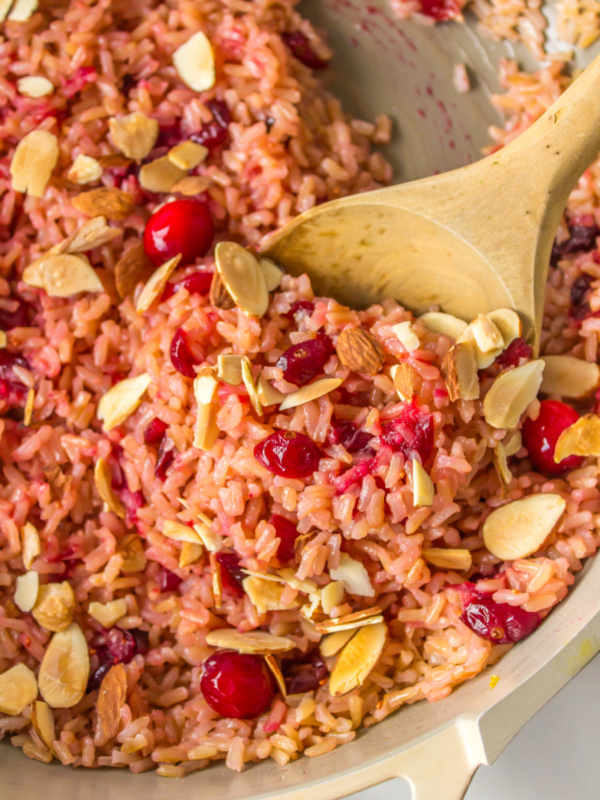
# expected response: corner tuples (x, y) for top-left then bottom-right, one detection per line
(97, 664), (127, 742)
(441, 340), (480, 401)
(263, 654), (287, 698)
(139, 157), (187, 194)
(469, 314), (504, 353)
(422, 548), (472, 571)
(259, 258), (283, 291)
(24, 253), (104, 297)
(168, 140), (208, 170)
(163, 520), (203, 545)
(554, 414), (600, 462)
(419, 311), (468, 340)
(94, 458), (125, 518)
(38, 623), (90, 709)
(329, 621), (387, 697)
(0, 664), (38, 716)
(540, 355), (600, 399)
(483, 360), (545, 429)
(392, 320), (420, 352)
(215, 242), (269, 317)
(487, 308), (521, 348)
(241, 357), (263, 415)
(17, 76), (54, 98)
(482, 493), (566, 561)
(193, 372), (220, 451)
(68, 154), (103, 185)
(243, 576), (298, 615)
(173, 30), (216, 92)
(205, 629), (296, 654)
(257, 375), (285, 406)
(88, 598), (128, 628)
(217, 354), (243, 386)
(319, 629), (355, 657)
(330, 553), (374, 597)
(412, 460), (434, 507)
(14, 571), (39, 613)
(22, 522), (40, 570)
(493, 441), (513, 487)
(179, 541), (203, 567)
(64, 216), (121, 254)
(321, 581), (345, 615)
(32, 581), (75, 632)
(31, 701), (56, 752)
(315, 606), (383, 633)
(97, 373), (152, 432)
(10, 129), (59, 197)
(136, 254), (181, 313)
(390, 362), (418, 402)
(109, 112), (159, 160)
(279, 377), (342, 411)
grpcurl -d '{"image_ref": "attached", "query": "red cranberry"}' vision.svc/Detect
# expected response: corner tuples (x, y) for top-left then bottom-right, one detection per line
(162, 270), (213, 301)
(270, 514), (299, 563)
(158, 566), (182, 592)
(551, 216), (599, 265)
(419, 0), (461, 19)
(568, 274), (594, 322)
(87, 627), (149, 691)
(327, 419), (374, 454)
(119, 487), (144, 527)
(284, 300), (315, 324)
(276, 334), (334, 387)
(460, 597), (541, 644)
(522, 399), (583, 474)
(191, 99), (231, 150)
(284, 651), (328, 694)
(200, 649), (274, 719)
(282, 32), (330, 69)
(87, 661), (112, 692)
(143, 200), (214, 266)
(144, 418), (168, 445)
(380, 402), (433, 464)
(170, 327), (201, 378)
(255, 430), (321, 479)
(0, 350), (29, 405)
(216, 552), (245, 597)
(155, 439), (175, 481)
(494, 337), (533, 369)
(0, 297), (31, 330)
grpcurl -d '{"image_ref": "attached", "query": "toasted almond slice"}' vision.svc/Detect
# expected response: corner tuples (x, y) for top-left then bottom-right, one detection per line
(139, 157), (187, 194)
(487, 308), (521, 348)
(469, 314), (504, 353)
(277, 568), (317, 595)
(209, 270), (235, 310)
(330, 553), (374, 597)
(115, 242), (151, 299)
(390, 362), (418, 402)
(163, 520), (203, 545)
(441, 340), (480, 401)
(72, 188), (134, 220)
(205, 629), (296, 654)
(456, 325), (502, 369)
(31, 701), (55, 751)
(483, 360), (545, 429)
(215, 242), (269, 317)
(321, 581), (345, 615)
(392, 320), (420, 352)
(97, 664), (127, 741)
(554, 414), (600, 462)
(97, 373), (152, 432)
(241, 357), (262, 415)
(320, 629), (356, 657)
(109, 112), (159, 161)
(422, 548), (472, 571)
(67, 154), (102, 185)
(259, 258), (283, 291)
(7, 0), (37, 21)
(172, 175), (211, 196)
(14, 571), (39, 613)
(483, 493), (566, 561)
(193, 371), (220, 451)
(17, 76), (54, 98)
(264, 654), (287, 697)
(217, 353), (243, 386)
(179, 541), (203, 568)
(335, 327), (385, 375)
(117, 534), (147, 573)
(493, 440), (513, 488)
(0, 664), (38, 716)
(23, 253), (104, 297)
(279, 377), (342, 411)
(168, 140), (208, 170)
(10, 129), (59, 197)
(243, 576), (298, 615)
(329, 621), (386, 697)
(136, 254), (181, 313)
(32, 581), (75, 632)
(94, 458), (125, 518)
(540, 355), (600, 399)
(39, 623), (89, 708)
(257, 375), (285, 406)
(173, 30), (216, 92)
(412, 460), (434, 507)
(22, 522), (40, 570)
(419, 311), (468, 340)
(23, 388), (35, 426)
(0, 331), (6, 349)
(503, 430), (522, 457)
(98, 153), (133, 170)
(193, 521), (222, 553)
(64, 216), (121, 254)
(315, 606), (383, 633)
(210, 553), (223, 608)
(88, 598), (128, 628)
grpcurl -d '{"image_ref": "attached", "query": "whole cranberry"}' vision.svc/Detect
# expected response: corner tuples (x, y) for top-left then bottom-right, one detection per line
(522, 399), (583, 474)
(143, 200), (214, 266)
(276, 334), (334, 386)
(254, 430), (321, 479)
(200, 650), (274, 718)
(270, 514), (299, 563)
(380, 402), (433, 464)
(460, 598), (541, 644)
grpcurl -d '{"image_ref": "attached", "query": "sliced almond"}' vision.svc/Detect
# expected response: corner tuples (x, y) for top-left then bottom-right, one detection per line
(0, 331), (6, 349)
(469, 314), (504, 353)
(315, 607), (383, 634)
(88, 598), (128, 628)
(7, 0), (37, 21)
(390, 362), (418, 402)
(412, 460), (434, 507)
(503, 430), (522, 457)
(173, 30), (216, 92)
(97, 373), (152, 432)
(193, 521), (222, 553)
(115, 242), (151, 299)
(422, 548), (472, 571)
(540, 355), (600, 399)
(168, 140), (208, 170)
(277, 568), (317, 595)
(392, 320), (420, 353)
(67, 154), (103, 185)
(554, 414), (600, 462)
(32, 581), (75, 632)
(139, 157), (187, 194)
(163, 520), (203, 545)
(483, 493), (566, 561)
(241, 357), (263, 416)
(14, 571), (39, 613)
(0, 664), (38, 716)
(329, 621), (387, 697)
(23, 388), (35, 426)
(330, 554), (374, 597)
(279, 377), (342, 411)
(215, 242), (269, 317)
(117, 534), (147, 573)
(441, 340), (480, 402)
(64, 216), (121, 254)
(243, 576), (298, 615)
(205, 629), (296, 654)
(22, 522), (40, 570)
(23, 253), (104, 297)
(209, 270), (236, 310)
(72, 188), (134, 220)
(94, 457), (125, 518)
(98, 153), (133, 170)
(456, 325), (502, 369)
(321, 581), (345, 615)
(335, 327), (385, 375)
(487, 308), (521, 348)
(210, 553), (223, 608)
(257, 375), (285, 406)
(136, 254), (181, 313)
(264, 654), (287, 698)
(483, 360), (545, 429)
(109, 112), (159, 161)
(419, 311), (468, 340)
(179, 541), (203, 568)
(217, 353), (243, 386)
(39, 623), (90, 708)
(10, 129), (59, 198)
(172, 175), (211, 196)
(259, 258), (283, 291)
(97, 664), (127, 741)
(193, 371), (220, 451)
(319, 628), (356, 657)
(493, 440), (513, 488)
(17, 76), (54, 98)
(30, 701), (55, 751)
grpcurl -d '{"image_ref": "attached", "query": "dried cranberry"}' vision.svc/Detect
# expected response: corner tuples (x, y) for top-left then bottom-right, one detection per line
(130, 628), (150, 655)
(255, 430), (321, 479)
(155, 439), (175, 481)
(0, 350), (29, 405)
(105, 627), (136, 663)
(143, 199), (214, 266)
(144, 418), (168, 445)
(494, 337), (533, 369)
(270, 514), (299, 563)
(460, 597), (541, 644)
(216, 552), (245, 597)
(568, 274), (594, 321)
(380, 402), (433, 464)
(158, 566), (182, 592)
(327, 419), (374, 454)
(200, 649), (274, 718)
(120, 487), (144, 527)
(282, 32), (330, 69)
(522, 399), (583, 474)
(87, 661), (112, 692)
(87, 626), (150, 691)
(0, 297), (31, 330)
(284, 651), (328, 694)
(162, 271), (213, 301)
(551, 218), (599, 265)
(419, 0), (461, 19)
(276, 334), (333, 387)
(284, 300), (315, 324)
(170, 327), (201, 378)
(191, 100), (231, 150)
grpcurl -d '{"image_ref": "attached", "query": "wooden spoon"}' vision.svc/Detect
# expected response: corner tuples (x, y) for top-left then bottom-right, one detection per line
(261, 54), (600, 350)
